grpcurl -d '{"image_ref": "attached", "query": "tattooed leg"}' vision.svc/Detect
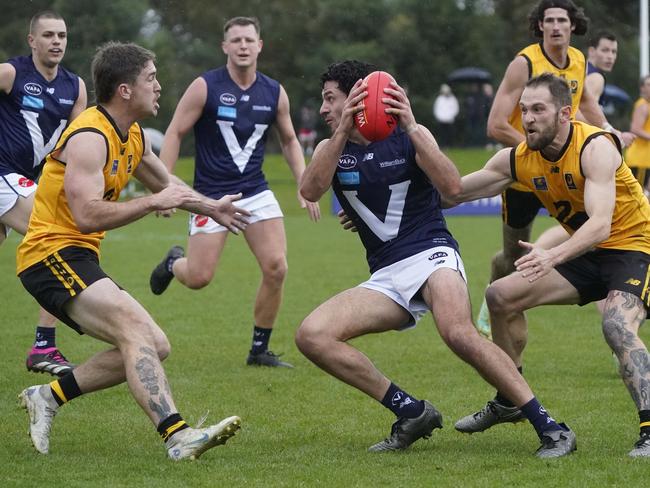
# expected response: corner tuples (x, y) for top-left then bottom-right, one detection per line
(602, 291), (650, 410)
(68, 341), (178, 425)
(133, 345), (179, 424)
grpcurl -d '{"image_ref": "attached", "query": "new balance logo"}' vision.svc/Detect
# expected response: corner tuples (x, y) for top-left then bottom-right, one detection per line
(626, 278), (641, 286)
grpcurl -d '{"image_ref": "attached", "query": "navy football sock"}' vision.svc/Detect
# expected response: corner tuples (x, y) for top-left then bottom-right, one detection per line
(34, 326), (56, 349)
(250, 325), (272, 355)
(380, 382), (425, 418)
(520, 397), (562, 438)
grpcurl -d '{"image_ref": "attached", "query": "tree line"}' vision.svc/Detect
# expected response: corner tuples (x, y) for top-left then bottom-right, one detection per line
(1, 0), (641, 150)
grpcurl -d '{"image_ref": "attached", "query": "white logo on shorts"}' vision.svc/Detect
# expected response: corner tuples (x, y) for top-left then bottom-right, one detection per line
(428, 251), (448, 261)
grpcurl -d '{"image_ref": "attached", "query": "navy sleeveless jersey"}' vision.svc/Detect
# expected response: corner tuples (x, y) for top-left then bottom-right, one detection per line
(193, 67), (280, 199)
(0, 56), (79, 180)
(332, 129), (458, 273)
(586, 61), (605, 106)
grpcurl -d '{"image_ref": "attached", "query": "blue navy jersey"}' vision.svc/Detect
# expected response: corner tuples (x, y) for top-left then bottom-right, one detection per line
(0, 56), (79, 180)
(332, 129), (458, 273)
(193, 67), (280, 199)
(586, 61), (605, 106)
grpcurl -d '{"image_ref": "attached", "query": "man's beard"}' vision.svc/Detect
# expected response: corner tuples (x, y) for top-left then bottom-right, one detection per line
(526, 116), (559, 150)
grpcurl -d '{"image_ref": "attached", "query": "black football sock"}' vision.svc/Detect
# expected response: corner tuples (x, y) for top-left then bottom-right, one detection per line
(49, 373), (82, 406)
(639, 410), (650, 436)
(158, 413), (189, 442)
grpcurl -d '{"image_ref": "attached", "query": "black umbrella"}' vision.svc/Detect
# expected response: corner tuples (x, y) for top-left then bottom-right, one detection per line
(448, 67), (492, 84)
(601, 84), (631, 106)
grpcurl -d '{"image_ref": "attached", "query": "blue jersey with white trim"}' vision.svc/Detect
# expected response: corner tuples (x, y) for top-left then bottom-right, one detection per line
(193, 67), (280, 199)
(332, 129), (457, 273)
(0, 56), (79, 180)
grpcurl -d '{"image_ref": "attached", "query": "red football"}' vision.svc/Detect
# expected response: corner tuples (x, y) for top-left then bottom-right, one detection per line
(354, 71), (399, 142)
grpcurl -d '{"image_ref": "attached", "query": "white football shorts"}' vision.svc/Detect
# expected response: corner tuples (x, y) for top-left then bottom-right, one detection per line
(359, 246), (467, 329)
(0, 173), (38, 237)
(189, 189), (283, 235)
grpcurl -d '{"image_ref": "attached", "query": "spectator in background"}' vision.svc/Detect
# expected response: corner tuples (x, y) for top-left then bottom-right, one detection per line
(433, 83), (459, 147)
(298, 104), (318, 156)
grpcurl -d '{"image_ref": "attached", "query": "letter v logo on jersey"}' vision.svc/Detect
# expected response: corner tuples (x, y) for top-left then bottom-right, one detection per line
(216, 120), (269, 173)
(20, 110), (67, 169)
(342, 180), (411, 242)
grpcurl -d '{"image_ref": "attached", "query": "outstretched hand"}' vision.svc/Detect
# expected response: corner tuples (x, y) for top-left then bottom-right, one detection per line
(152, 184), (202, 211)
(209, 193), (251, 235)
(298, 191), (321, 221)
(514, 240), (557, 282)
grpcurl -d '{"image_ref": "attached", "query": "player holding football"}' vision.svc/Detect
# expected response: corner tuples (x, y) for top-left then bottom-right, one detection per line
(150, 16), (320, 368)
(475, 0), (633, 337)
(295, 60), (575, 458)
(0, 10), (87, 377)
(17, 42), (248, 460)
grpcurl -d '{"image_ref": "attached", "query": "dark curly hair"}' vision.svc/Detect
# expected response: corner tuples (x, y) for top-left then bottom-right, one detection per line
(320, 60), (378, 95)
(528, 0), (589, 38)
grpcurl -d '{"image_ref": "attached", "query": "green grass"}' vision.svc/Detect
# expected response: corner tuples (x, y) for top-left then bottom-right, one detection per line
(1, 150), (648, 486)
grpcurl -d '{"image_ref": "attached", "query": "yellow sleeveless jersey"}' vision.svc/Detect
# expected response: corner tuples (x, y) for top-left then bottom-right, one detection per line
(508, 43), (585, 192)
(17, 105), (144, 273)
(512, 121), (650, 252)
(625, 98), (650, 169)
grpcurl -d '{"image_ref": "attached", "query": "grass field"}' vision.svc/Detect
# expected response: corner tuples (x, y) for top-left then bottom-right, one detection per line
(1, 149), (648, 487)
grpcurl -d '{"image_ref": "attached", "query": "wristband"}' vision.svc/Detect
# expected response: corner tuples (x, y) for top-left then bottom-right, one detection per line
(406, 124), (419, 134)
(602, 122), (614, 132)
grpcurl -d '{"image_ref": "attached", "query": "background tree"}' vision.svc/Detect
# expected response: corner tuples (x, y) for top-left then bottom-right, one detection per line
(2, 0), (644, 149)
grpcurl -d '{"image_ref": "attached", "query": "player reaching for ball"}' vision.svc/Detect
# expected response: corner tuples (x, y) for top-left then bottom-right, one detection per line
(17, 42), (247, 460)
(295, 60), (575, 458)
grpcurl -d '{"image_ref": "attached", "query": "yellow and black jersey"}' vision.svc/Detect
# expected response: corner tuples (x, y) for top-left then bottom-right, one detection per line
(511, 120), (650, 253)
(625, 97), (650, 169)
(508, 42), (585, 193)
(509, 42), (585, 133)
(17, 105), (144, 274)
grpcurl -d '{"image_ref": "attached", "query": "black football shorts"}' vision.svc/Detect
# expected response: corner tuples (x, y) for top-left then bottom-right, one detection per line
(501, 187), (545, 229)
(555, 248), (650, 309)
(19, 246), (113, 334)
